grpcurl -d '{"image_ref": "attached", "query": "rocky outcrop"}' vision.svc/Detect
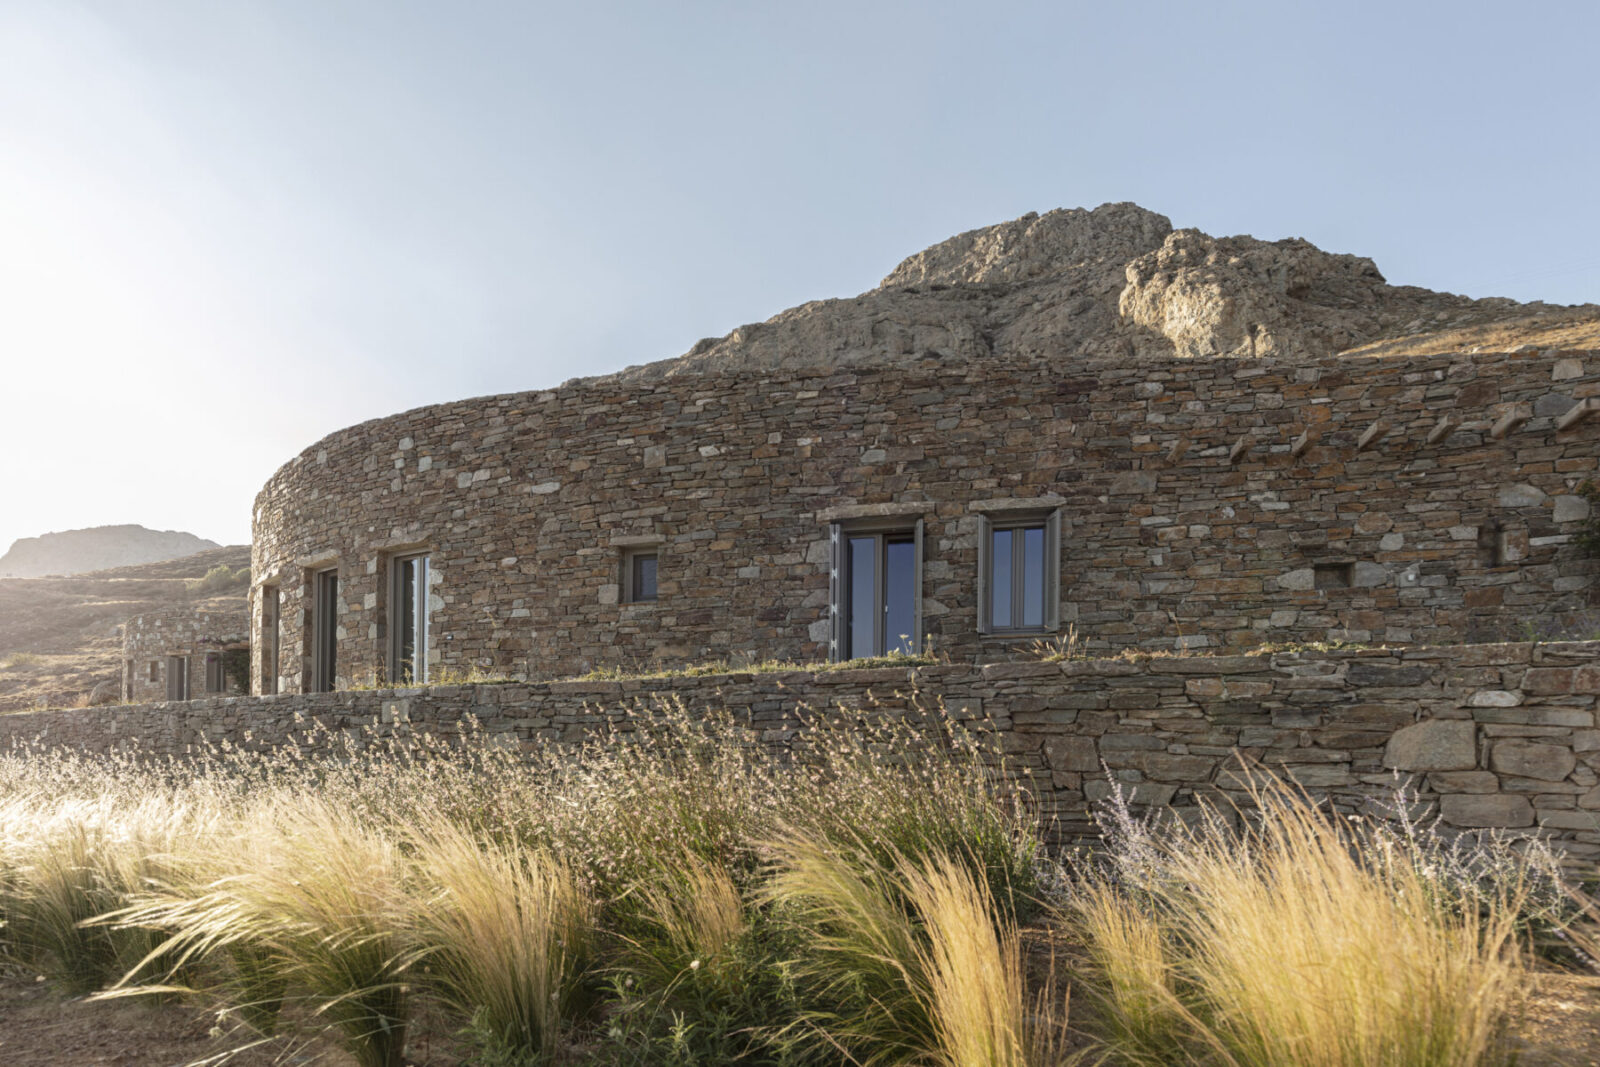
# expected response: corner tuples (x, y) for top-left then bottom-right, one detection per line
(1118, 229), (1535, 360)
(0, 525), (220, 578)
(606, 202), (1597, 383)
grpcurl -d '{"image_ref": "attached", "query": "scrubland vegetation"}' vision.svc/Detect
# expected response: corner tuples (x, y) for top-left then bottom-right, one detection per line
(0, 705), (1587, 1066)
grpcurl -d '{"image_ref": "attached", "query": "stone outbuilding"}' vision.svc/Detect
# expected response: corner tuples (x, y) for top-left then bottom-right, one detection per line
(123, 609), (249, 703)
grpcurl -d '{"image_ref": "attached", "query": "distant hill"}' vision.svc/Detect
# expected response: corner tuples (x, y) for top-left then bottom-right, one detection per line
(0, 525), (221, 578)
(0, 545), (249, 713)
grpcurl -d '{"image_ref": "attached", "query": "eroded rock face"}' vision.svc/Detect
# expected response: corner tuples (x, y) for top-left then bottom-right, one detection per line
(880, 202), (1172, 287)
(1119, 230), (1388, 359)
(605, 201), (1597, 384)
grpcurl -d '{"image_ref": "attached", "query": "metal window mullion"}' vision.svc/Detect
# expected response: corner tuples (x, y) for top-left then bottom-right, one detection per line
(1013, 529), (1026, 630)
(417, 557), (429, 683)
(912, 518), (924, 654)
(872, 533), (886, 656)
(976, 515), (991, 634)
(828, 525), (842, 662)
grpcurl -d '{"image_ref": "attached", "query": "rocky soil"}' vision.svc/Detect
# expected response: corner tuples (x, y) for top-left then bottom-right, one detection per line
(604, 202), (1600, 383)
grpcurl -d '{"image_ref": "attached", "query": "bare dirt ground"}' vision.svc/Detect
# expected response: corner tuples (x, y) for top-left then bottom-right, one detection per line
(0, 970), (476, 1067)
(1, 966), (1594, 1066)
(0, 545), (249, 714)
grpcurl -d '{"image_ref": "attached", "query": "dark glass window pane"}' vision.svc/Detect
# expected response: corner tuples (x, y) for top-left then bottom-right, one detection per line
(848, 536), (876, 659)
(1022, 526), (1045, 628)
(634, 554), (658, 601)
(885, 538), (916, 654)
(991, 529), (1013, 628)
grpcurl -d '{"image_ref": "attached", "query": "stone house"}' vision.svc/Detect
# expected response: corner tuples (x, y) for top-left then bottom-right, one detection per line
(243, 205), (1600, 695)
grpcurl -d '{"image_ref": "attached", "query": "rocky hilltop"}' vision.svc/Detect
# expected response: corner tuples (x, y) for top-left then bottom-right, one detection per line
(0, 525), (221, 579)
(614, 202), (1598, 381)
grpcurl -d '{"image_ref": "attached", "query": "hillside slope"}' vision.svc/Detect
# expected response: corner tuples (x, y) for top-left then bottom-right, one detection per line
(0, 546), (249, 713)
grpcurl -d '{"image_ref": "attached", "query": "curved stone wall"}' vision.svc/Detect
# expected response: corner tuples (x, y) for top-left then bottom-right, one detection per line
(123, 609), (249, 702)
(251, 348), (1600, 694)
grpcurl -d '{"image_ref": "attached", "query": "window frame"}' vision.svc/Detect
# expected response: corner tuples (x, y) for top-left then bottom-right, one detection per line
(204, 652), (224, 694)
(387, 552), (430, 685)
(166, 655), (189, 701)
(259, 584), (279, 695)
(622, 547), (659, 604)
(311, 566), (339, 693)
(976, 508), (1063, 635)
(827, 517), (924, 662)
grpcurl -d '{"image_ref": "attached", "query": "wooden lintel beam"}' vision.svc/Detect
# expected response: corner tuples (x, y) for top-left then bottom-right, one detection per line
(1356, 419), (1389, 452)
(1290, 428), (1318, 458)
(1558, 397), (1600, 432)
(1228, 436), (1251, 464)
(1425, 416), (1458, 446)
(1167, 439), (1190, 463)
(1489, 402), (1532, 441)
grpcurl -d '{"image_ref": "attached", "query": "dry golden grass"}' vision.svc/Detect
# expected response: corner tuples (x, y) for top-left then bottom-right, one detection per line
(1341, 309), (1600, 358)
(1070, 780), (1530, 1067)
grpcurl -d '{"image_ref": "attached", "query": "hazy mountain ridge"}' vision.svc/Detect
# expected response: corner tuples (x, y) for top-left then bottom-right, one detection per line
(0, 525), (221, 579)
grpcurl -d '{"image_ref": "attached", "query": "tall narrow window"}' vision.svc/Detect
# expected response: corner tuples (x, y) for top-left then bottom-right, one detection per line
(166, 656), (189, 701)
(829, 519), (923, 661)
(204, 653), (224, 694)
(260, 585), (279, 695)
(978, 510), (1063, 634)
(312, 567), (339, 693)
(124, 659), (133, 702)
(389, 554), (429, 684)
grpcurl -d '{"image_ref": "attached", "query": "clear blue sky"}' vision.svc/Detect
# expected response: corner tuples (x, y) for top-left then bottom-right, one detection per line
(1, 0), (1597, 556)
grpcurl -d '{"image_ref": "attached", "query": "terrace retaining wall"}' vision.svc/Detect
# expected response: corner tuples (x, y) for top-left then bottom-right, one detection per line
(7, 641), (1600, 860)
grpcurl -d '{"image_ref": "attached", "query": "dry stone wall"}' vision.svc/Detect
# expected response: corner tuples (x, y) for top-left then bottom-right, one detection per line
(15, 641), (1600, 863)
(122, 610), (249, 703)
(251, 346), (1600, 692)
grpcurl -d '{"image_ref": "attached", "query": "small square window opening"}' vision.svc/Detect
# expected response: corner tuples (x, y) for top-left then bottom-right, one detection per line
(1313, 562), (1354, 590)
(623, 550), (658, 603)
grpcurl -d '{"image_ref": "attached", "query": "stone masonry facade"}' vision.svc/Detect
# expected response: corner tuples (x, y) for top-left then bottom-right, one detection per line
(251, 346), (1600, 693)
(17, 641), (1600, 864)
(122, 609), (249, 704)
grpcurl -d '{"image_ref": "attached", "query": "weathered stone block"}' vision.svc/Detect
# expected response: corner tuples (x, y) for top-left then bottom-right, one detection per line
(1427, 770), (1500, 794)
(1439, 793), (1534, 828)
(1489, 740), (1577, 782)
(1383, 719), (1477, 772)
(1522, 668), (1576, 695)
(1348, 663), (1433, 688)
(1044, 736), (1099, 773)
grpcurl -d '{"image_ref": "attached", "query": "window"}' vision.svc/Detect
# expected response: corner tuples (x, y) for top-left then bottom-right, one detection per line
(623, 549), (658, 603)
(166, 656), (189, 701)
(148, 661), (159, 683)
(977, 510), (1062, 634)
(312, 567), (339, 693)
(124, 660), (133, 702)
(260, 585), (279, 695)
(204, 653), (224, 694)
(388, 554), (429, 684)
(828, 519), (923, 661)
(1313, 562), (1353, 590)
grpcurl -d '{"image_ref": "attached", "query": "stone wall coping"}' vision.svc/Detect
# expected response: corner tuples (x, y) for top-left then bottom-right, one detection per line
(816, 501), (935, 522)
